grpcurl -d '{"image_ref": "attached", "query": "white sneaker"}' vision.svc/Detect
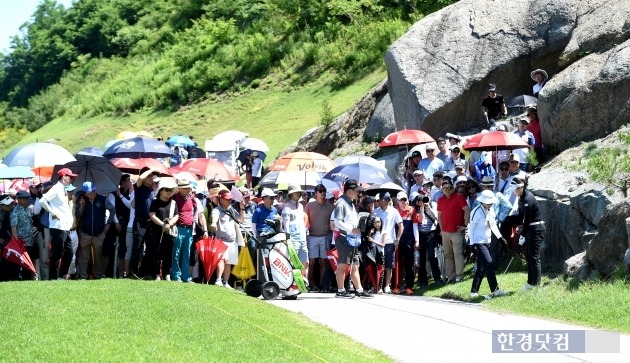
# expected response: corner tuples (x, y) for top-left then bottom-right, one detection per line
(223, 282), (234, 290)
(469, 292), (479, 298)
(493, 288), (508, 297)
(383, 286), (392, 294)
(155, 276), (161, 281)
(165, 274), (171, 281)
(214, 280), (223, 287)
(522, 283), (533, 291)
(455, 277), (462, 283)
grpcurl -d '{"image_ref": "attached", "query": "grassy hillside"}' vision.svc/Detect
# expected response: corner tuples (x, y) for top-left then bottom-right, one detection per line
(2, 70), (385, 160)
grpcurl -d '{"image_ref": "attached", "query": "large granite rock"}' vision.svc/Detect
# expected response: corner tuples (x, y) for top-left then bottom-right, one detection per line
(364, 93), (395, 141)
(385, 0), (630, 139)
(563, 252), (597, 281)
(539, 40), (630, 153)
(585, 203), (630, 278)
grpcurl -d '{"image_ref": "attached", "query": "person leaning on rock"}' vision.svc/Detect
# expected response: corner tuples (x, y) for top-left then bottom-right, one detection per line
(481, 84), (507, 125)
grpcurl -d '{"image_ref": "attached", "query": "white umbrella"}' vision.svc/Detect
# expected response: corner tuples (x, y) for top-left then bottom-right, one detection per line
(3, 143), (75, 168)
(240, 137), (269, 152)
(212, 130), (248, 145)
(259, 171), (323, 190)
(334, 155), (386, 170)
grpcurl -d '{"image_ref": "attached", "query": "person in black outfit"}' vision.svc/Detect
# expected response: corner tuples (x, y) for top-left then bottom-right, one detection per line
(511, 177), (545, 290)
(481, 84), (507, 125)
(131, 167), (159, 277)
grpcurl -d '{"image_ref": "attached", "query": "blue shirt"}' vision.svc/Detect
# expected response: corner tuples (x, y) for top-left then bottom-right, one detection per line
(251, 204), (278, 234)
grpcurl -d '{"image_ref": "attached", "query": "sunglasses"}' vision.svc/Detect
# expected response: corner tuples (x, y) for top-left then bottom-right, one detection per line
(467, 186), (476, 190)
(451, 150), (460, 153)
(162, 188), (173, 193)
(426, 149), (434, 152)
(399, 198), (408, 202)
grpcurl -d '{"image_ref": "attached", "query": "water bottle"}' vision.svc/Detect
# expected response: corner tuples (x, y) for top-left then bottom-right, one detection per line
(414, 251), (420, 268)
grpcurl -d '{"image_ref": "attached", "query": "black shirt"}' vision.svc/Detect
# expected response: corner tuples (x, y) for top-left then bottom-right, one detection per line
(482, 95), (505, 119)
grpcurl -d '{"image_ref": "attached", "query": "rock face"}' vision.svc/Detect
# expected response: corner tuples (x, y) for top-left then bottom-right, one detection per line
(539, 40), (630, 153)
(624, 248), (630, 278)
(585, 204), (630, 278)
(364, 93), (395, 142)
(385, 0), (630, 139)
(563, 252), (596, 281)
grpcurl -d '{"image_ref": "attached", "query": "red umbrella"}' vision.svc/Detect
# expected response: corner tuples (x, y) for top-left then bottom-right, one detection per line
(111, 158), (169, 175)
(378, 129), (435, 148)
(462, 131), (529, 151)
(196, 237), (228, 282)
(171, 158), (240, 181)
(2, 237), (36, 274)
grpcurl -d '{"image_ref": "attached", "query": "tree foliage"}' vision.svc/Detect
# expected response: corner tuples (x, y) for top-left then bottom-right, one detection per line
(0, 0), (458, 133)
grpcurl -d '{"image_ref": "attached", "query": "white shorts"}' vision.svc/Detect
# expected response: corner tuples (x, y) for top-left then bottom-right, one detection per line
(222, 241), (238, 265)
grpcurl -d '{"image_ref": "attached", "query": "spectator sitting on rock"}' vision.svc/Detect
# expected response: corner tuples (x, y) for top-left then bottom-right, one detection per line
(530, 69), (548, 97)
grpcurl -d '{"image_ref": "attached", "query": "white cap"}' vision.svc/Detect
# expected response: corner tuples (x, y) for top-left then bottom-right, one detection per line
(261, 188), (277, 198)
(396, 191), (408, 200)
(455, 176), (468, 184)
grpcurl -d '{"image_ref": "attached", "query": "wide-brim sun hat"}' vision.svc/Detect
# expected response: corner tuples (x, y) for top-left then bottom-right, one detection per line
(530, 69), (548, 82)
(287, 184), (304, 195)
(477, 190), (497, 204)
(479, 176), (495, 187)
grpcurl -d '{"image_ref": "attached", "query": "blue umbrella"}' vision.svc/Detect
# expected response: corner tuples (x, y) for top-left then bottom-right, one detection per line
(0, 166), (36, 179)
(103, 137), (173, 159)
(166, 135), (195, 147)
(322, 163), (392, 185)
(76, 146), (104, 157)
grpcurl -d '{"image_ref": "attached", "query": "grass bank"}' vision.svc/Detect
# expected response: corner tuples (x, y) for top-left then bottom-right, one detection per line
(1, 70), (385, 161)
(0, 279), (392, 363)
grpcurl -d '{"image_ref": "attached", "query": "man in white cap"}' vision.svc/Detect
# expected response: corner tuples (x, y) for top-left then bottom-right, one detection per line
(251, 152), (262, 188)
(408, 170), (424, 196)
(39, 167), (77, 280)
(251, 188), (278, 237)
(512, 117), (536, 171)
(282, 184), (309, 276)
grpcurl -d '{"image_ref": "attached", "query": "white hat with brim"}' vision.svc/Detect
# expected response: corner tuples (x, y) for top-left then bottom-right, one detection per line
(479, 176), (495, 187)
(287, 185), (304, 195)
(158, 179), (177, 191)
(0, 196), (14, 206)
(477, 190), (497, 204)
(261, 188), (277, 198)
(530, 69), (548, 82)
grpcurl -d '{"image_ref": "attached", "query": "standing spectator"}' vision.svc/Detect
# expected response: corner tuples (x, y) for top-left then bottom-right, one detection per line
(435, 137), (449, 163)
(481, 84), (507, 125)
(66, 185), (80, 279)
(332, 179), (372, 298)
(114, 174), (133, 278)
(172, 179), (196, 282)
(211, 190), (244, 288)
(0, 196), (18, 281)
(76, 182), (115, 279)
(33, 181), (53, 280)
(411, 193), (443, 287)
(130, 167), (158, 278)
(430, 172), (445, 203)
(526, 108), (544, 164)
(437, 178), (470, 283)
(373, 192), (403, 293)
(10, 191), (37, 280)
(251, 152), (262, 188)
(395, 191), (417, 295)
(419, 145), (444, 181)
(512, 117), (536, 171)
(148, 179), (178, 281)
(444, 146), (468, 174)
(282, 185), (309, 277)
(468, 191), (508, 298)
(39, 168), (77, 280)
(244, 153), (254, 188)
(304, 184), (334, 291)
(473, 152), (496, 182)
(408, 170), (424, 195)
(402, 150), (422, 192)
(512, 177), (545, 290)
(530, 69), (548, 97)
(251, 188), (278, 237)
(479, 176), (512, 262)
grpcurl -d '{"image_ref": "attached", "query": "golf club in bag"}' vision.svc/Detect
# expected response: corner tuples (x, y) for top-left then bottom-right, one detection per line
(244, 218), (304, 300)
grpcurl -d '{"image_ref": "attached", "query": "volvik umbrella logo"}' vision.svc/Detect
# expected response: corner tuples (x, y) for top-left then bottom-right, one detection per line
(297, 162), (328, 172)
(5, 248), (23, 260)
(116, 141), (136, 150)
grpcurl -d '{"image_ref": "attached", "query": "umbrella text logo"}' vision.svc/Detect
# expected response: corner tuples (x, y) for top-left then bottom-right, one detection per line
(297, 162), (328, 172)
(116, 142), (136, 150)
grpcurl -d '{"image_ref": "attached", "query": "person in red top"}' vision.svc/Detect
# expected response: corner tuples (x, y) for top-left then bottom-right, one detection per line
(526, 107), (544, 164)
(172, 178), (196, 282)
(395, 191), (420, 295)
(437, 178), (470, 283)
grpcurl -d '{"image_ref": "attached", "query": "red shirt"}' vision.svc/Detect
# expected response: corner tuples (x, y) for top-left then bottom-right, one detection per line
(174, 193), (194, 226)
(437, 193), (467, 233)
(528, 120), (543, 148)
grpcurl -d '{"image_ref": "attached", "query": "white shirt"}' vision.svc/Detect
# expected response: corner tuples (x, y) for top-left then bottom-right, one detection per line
(252, 158), (262, 178)
(373, 206), (402, 245)
(282, 199), (307, 242)
(40, 182), (73, 231)
(469, 205), (501, 245)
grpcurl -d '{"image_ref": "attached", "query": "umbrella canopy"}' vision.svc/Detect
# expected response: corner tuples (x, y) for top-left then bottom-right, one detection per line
(506, 94), (538, 108)
(3, 143), (76, 169)
(232, 246), (256, 281)
(268, 152), (336, 173)
(111, 158), (169, 175)
(103, 137), (173, 159)
(52, 154), (122, 194)
(171, 158), (240, 181)
(462, 131), (530, 152)
(213, 130), (248, 145)
(365, 182), (405, 197)
(2, 237), (36, 274)
(240, 137), (269, 152)
(7, 179), (31, 192)
(196, 237), (228, 282)
(323, 163), (392, 185)
(187, 147), (206, 159)
(334, 155), (386, 170)
(166, 135), (195, 147)
(0, 166), (36, 179)
(237, 149), (267, 165)
(378, 129), (435, 148)
(259, 170), (323, 190)
(76, 146), (104, 157)
(321, 178), (342, 195)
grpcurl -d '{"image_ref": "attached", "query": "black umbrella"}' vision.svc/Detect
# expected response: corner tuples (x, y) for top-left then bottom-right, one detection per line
(506, 95), (538, 108)
(103, 137), (173, 159)
(52, 154), (122, 194)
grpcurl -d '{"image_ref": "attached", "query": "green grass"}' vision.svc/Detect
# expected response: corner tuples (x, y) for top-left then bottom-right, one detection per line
(413, 256), (630, 334)
(1, 70), (385, 162)
(0, 280), (392, 363)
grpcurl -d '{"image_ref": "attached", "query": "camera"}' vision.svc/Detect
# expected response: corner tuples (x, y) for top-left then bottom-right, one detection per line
(422, 196), (430, 203)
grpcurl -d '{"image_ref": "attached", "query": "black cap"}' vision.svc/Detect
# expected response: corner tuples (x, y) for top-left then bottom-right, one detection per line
(344, 179), (359, 192)
(411, 150), (421, 158)
(16, 190), (30, 199)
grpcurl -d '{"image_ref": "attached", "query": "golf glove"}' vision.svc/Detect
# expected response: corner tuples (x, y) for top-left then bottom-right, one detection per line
(518, 236), (526, 246)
